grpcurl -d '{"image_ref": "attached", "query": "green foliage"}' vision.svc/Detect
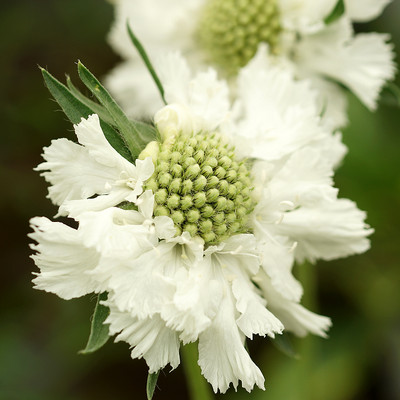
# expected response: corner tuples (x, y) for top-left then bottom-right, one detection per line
(77, 61), (158, 159)
(79, 293), (110, 354)
(324, 0), (345, 25)
(126, 23), (167, 105)
(146, 371), (160, 400)
(40, 67), (133, 162)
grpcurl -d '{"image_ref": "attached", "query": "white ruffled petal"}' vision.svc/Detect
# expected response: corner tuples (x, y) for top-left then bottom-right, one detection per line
(198, 283), (265, 393)
(258, 240), (302, 303)
(36, 138), (117, 207)
(106, 304), (180, 373)
(29, 217), (100, 299)
(344, 0), (392, 22)
(297, 19), (396, 110)
(276, 198), (373, 263)
(256, 271), (331, 337)
(161, 257), (223, 344)
(279, 0), (337, 32)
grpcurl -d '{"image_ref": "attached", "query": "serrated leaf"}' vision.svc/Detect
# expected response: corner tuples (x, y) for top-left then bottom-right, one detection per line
(146, 371), (160, 400)
(66, 75), (117, 127)
(127, 23), (167, 106)
(380, 82), (400, 107)
(324, 0), (345, 25)
(272, 333), (299, 359)
(79, 292), (110, 354)
(40, 67), (133, 162)
(77, 61), (157, 160)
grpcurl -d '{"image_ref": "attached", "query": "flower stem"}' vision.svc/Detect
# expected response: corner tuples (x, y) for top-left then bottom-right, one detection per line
(181, 342), (214, 400)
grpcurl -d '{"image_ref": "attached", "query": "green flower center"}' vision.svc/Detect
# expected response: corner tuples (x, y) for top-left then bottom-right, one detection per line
(197, 0), (281, 74)
(144, 132), (256, 246)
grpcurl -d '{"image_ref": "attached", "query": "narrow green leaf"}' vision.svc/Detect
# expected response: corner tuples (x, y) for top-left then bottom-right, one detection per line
(79, 292), (110, 354)
(126, 23), (167, 105)
(77, 61), (157, 159)
(380, 82), (400, 107)
(146, 371), (160, 400)
(271, 333), (299, 359)
(66, 75), (117, 127)
(324, 0), (345, 25)
(40, 67), (132, 162)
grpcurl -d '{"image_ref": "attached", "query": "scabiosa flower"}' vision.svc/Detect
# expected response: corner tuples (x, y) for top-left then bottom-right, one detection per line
(30, 53), (372, 393)
(106, 0), (396, 128)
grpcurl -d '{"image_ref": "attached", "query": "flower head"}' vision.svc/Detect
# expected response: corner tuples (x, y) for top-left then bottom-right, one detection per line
(106, 0), (396, 127)
(30, 53), (372, 393)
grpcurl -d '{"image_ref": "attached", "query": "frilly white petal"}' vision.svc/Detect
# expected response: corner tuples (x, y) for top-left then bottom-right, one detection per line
(279, 0), (337, 32)
(297, 19), (396, 110)
(198, 285), (265, 393)
(256, 271), (331, 337)
(344, 0), (392, 22)
(105, 304), (180, 373)
(259, 240), (302, 302)
(29, 217), (100, 299)
(276, 198), (373, 263)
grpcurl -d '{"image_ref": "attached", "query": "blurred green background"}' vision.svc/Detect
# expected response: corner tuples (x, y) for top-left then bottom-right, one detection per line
(1, 1), (399, 399)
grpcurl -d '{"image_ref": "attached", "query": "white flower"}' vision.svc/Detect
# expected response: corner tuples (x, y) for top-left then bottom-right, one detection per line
(31, 53), (372, 393)
(105, 0), (395, 126)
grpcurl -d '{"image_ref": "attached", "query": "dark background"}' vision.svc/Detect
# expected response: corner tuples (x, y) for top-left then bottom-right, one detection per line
(1, 1), (399, 399)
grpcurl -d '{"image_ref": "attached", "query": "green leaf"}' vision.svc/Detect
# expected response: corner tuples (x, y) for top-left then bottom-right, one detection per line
(77, 61), (158, 160)
(324, 0), (345, 25)
(40, 67), (133, 162)
(380, 82), (400, 107)
(79, 292), (110, 354)
(66, 75), (117, 127)
(126, 23), (167, 105)
(272, 333), (299, 359)
(146, 371), (160, 400)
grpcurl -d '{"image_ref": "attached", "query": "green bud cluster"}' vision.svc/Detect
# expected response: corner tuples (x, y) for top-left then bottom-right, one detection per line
(144, 132), (256, 246)
(197, 0), (281, 74)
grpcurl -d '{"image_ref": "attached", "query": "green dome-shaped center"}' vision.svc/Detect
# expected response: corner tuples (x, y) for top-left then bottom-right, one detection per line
(144, 132), (256, 246)
(197, 0), (281, 74)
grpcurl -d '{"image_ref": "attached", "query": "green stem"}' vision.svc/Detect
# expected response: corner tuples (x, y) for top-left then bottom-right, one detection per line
(181, 342), (214, 400)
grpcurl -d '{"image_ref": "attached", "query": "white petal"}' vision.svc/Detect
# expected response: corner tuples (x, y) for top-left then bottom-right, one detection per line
(257, 271), (331, 337)
(279, 0), (337, 32)
(259, 240), (302, 302)
(106, 305), (180, 373)
(344, 0), (392, 22)
(297, 20), (396, 110)
(161, 257), (223, 344)
(231, 274), (284, 339)
(275, 198), (373, 262)
(236, 46), (326, 161)
(36, 138), (117, 207)
(198, 284), (265, 393)
(29, 217), (100, 299)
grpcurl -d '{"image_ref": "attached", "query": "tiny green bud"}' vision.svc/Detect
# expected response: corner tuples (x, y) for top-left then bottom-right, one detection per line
(181, 179), (193, 194)
(184, 223), (198, 237)
(155, 188), (168, 204)
(171, 164), (183, 177)
(187, 209), (201, 223)
(201, 205), (214, 218)
(181, 195), (193, 210)
(167, 194), (180, 209)
(185, 164), (201, 179)
(207, 176), (219, 189)
(194, 192), (207, 208)
(171, 210), (185, 225)
(200, 220), (213, 233)
(194, 175), (207, 191)
(154, 206), (170, 216)
(159, 172), (172, 187)
(206, 188), (219, 203)
(170, 178), (182, 193)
